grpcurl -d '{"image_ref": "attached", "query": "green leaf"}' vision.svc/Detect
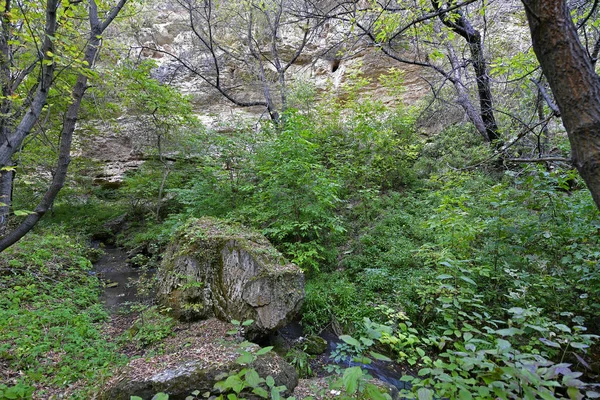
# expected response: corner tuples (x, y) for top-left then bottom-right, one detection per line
(569, 342), (589, 350)
(417, 388), (434, 400)
(459, 276), (477, 285)
(245, 369), (262, 387)
(539, 338), (561, 348)
(567, 387), (580, 400)
(255, 346), (273, 356)
(151, 394), (169, 400)
(266, 375), (275, 387)
(14, 209), (34, 216)
(365, 384), (390, 400)
(339, 335), (360, 347)
(495, 327), (524, 336)
(555, 324), (572, 333)
(437, 274), (453, 280)
(225, 375), (245, 394)
(131, 397), (143, 400)
(236, 353), (254, 365)
(270, 387), (281, 400)
(252, 387), (269, 398)
(231, 319), (240, 326)
(342, 366), (363, 394)
(459, 389), (473, 400)
(242, 319), (254, 326)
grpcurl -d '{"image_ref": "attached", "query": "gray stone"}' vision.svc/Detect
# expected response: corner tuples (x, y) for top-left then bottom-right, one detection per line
(100, 320), (298, 400)
(156, 217), (304, 339)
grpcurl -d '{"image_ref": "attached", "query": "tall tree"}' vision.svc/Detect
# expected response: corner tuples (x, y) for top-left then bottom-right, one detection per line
(316, 0), (503, 143)
(0, 0), (128, 252)
(522, 0), (600, 210)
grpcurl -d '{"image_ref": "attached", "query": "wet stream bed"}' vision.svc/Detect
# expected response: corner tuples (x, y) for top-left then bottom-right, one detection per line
(275, 322), (409, 391)
(94, 245), (143, 312)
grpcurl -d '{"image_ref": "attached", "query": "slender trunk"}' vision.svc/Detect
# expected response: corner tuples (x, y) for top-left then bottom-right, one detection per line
(433, 0), (500, 144)
(0, 165), (13, 234)
(0, 0), (59, 233)
(0, 0), (128, 251)
(468, 36), (500, 143)
(522, 0), (600, 210)
(445, 41), (490, 141)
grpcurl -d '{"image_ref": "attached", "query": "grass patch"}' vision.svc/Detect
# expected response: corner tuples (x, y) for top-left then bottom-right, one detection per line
(0, 230), (126, 399)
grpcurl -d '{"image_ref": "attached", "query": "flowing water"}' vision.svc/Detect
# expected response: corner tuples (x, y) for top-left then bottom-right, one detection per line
(276, 322), (409, 390)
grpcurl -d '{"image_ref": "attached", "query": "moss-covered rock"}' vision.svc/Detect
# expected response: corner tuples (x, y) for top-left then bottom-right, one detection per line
(303, 335), (328, 355)
(156, 217), (305, 339)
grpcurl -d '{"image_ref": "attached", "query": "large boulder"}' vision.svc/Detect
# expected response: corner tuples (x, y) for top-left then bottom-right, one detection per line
(157, 217), (305, 338)
(100, 319), (298, 400)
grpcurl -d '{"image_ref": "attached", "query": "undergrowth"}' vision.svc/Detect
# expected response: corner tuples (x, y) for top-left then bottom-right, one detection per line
(0, 230), (126, 399)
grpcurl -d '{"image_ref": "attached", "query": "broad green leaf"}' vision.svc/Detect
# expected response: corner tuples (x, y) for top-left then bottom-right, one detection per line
(225, 375), (245, 394)
(569, 342), (588, 349)
(567, 387), (580, 399)
(236, 353), (254, 364)
(242, 319), (254, 326)
(437, 274), (453, 280)
(342, 366), (363, 394)
(266, 375), (275, 387)
(339, 335), (360, 347)
(245, 369), (261, 387)
(495, 327), (524, 336)
(151, 394), (169, 400)
(417, 388), (434, 400)
(252, 387), (269, 398)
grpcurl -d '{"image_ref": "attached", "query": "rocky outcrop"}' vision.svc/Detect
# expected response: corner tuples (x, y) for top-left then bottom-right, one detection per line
(157, 217), (305, 339)
(101, 319), (298, 400)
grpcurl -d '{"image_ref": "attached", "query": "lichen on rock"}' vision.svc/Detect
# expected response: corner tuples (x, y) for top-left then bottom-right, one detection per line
(156, 217), (305, 339)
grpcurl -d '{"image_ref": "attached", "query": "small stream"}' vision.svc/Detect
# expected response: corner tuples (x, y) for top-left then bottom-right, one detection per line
(277, 322), (409, 391)
(93, 245), (143, 311)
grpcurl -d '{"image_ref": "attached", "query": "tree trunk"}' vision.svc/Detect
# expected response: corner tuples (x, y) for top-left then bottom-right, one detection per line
(432, 0), (500, 144)
(0, 165), (13, 234)
(0, 0), (128, 252)
(522, 0), (600, 211)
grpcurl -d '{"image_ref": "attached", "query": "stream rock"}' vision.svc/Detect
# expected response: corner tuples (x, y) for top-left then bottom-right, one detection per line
(303, 336), (328, 355)
(156, 217), (305, 339)
(100, 319), (298, 400)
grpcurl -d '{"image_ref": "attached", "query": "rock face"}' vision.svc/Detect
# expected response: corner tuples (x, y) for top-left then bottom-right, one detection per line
(157, 217), (305, 338)
(101, 319), (298, 400)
